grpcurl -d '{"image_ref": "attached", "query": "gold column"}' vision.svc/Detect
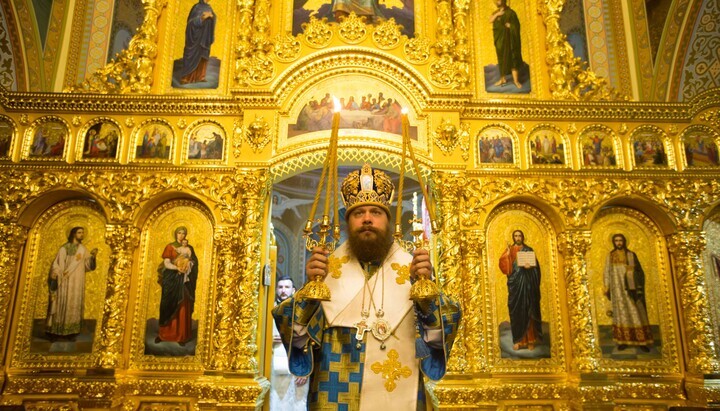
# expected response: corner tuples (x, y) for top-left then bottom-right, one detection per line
(96, 224), (140, 368)
(434, 171), (468, 373)
(557, 230), (601, 372)
(460, 229), (486, 374)
(210, 169), (268, 373)
(233, 170), (267, 372)
(451, 0), (469, 63)
(667, 231), (720, 375)
(0, 223), (28, 371)
(209, 225), (242, 371)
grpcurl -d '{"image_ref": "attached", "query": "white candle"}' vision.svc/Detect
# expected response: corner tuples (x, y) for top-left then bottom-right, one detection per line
(413, 192), (418, 218)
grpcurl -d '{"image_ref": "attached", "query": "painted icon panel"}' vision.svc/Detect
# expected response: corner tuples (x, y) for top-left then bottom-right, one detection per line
(131, 200), (213, 370)
(184, 120), (225, 162)
(132, 120), (174, 163)
(528, 125), (567, 167)
(589, 207), (680, 373)
(578, 125), (620, 168)
(484, 204), (565, 372)
(77, 118), (122, 161)
(24, 117), (70, 160)
(476, 124), (518, 168)
(681, 126), (719, 168)
(11, 200), (109, 368)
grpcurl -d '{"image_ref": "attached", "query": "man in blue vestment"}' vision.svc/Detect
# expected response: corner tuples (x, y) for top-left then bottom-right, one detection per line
(273, 164), (461, 410)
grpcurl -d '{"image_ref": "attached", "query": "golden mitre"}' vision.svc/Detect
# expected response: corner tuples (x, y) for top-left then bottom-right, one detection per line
(341, 163), (395, 217)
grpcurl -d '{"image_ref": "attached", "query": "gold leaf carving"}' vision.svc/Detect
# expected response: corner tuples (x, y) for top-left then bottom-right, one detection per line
(245, 116), (272, 153)
(65, 0), (167, 94)
(338, 12), (368, 44)
(96, 224), (141, 368)
(433, 118), (458, 155)
(640, 179), (720, 230)
(273, 32), (301, 62)
(372, 18), (402, 49)
(430, 55), (470, 89)
(235, 54), (274, 87)
(210, 169), (268, 372)
(434, 171), (467, 373)
(233, 119), (244, 159)
(557, 230), (601, 372)
(0, 223), (28, 366)
(404, 37), (431, 64)
(301, 16), (333, 48)
(667, 232), (720, 374)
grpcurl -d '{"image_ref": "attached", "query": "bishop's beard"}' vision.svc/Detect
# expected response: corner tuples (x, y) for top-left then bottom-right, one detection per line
(348, 224), (394, 263)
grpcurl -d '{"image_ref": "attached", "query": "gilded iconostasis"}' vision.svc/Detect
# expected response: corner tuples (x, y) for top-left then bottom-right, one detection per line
(0, 0), (719, 409)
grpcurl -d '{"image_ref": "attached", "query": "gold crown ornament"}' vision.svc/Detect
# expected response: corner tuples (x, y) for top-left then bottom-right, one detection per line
(341, 164), (395, 216)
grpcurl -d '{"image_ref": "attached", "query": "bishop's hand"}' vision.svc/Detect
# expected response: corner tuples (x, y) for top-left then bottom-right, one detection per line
(410, 248), (433, 282)
(305, 246), (330, 283)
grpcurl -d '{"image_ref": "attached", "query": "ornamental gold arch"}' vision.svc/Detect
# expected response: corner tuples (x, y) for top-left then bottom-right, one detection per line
(269, 146), (433, 183)
(272, 50), (438, 115)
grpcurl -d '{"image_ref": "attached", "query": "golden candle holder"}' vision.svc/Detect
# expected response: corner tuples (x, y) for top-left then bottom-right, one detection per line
(297, 98), (342, 301)
(395, 109), (441, 302)
(408, 218), (439, 301)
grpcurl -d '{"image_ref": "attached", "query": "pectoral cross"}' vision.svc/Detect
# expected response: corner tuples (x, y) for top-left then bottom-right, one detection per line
(354, 318), (370, 342)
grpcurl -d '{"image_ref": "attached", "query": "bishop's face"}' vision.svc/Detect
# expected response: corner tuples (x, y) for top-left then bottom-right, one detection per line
(347, 205), (393, 263)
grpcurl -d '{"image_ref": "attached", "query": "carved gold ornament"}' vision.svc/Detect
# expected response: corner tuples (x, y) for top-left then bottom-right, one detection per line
(301, 16), (333, 48)
(430, 55), (470, 89)
(433, 118), (459, 155)
(338, 12), (368, 44)
(273, 32), (301, 62)
(539, 0), (625, 101)
(233, 119), (243, 158)
(404, 37), (431, 64)
(244, 117), (271, 153)
(372, 19), (402, 49)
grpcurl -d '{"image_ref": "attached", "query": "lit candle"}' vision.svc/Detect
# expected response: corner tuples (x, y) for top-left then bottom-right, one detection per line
(413, 192), (418, 218)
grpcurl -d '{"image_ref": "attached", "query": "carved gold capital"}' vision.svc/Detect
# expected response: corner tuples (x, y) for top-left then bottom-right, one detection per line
(667, 231), (720, 374)
(96, 224), (141, 368)
(557, 230), (600, 372)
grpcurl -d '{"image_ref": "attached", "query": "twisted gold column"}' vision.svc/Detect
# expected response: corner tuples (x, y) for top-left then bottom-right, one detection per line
(435, 171), (468, 373)
(461, 230), (486, 374)
(96, 224), (140, 368)
(667, 231), (720, 375)
(209, 225), (242, 371)
(557, 230), (601, 373)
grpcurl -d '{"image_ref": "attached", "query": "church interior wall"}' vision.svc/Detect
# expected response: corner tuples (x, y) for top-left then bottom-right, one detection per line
(0, 0), (718, 409)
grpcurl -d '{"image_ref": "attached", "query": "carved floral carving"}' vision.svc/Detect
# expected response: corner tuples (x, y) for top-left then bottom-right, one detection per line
(371, 19), (402, 49)
(338, 12), (368, 44)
